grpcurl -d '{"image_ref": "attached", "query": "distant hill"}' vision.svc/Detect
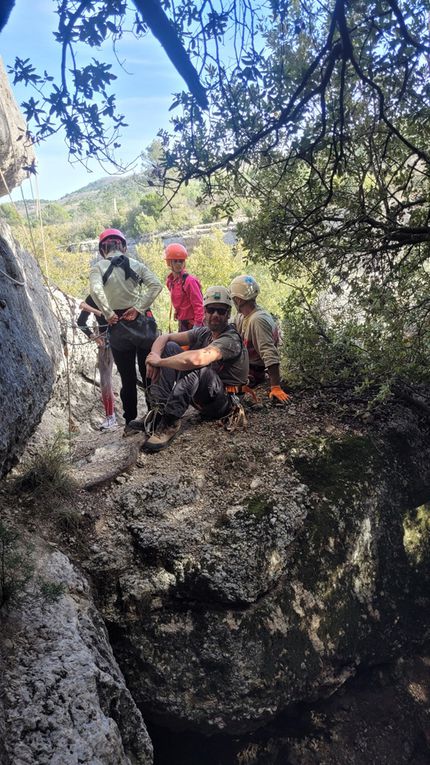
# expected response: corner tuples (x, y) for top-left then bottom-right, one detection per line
(2, 171), (149, 221)
(58, 171), (148, 204)
(0, 165), (251, 242)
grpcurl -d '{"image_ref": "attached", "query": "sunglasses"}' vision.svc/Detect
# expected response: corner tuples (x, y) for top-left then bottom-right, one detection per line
(170, 259), (185, 264)
(205, 306), (229, 316)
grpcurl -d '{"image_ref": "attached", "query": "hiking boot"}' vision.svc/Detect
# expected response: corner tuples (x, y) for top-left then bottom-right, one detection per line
(100, 415), (118, 431)
(143, 417), (181, 452)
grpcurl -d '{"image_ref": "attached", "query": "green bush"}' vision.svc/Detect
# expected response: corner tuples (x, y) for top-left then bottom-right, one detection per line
(282, 281), (430, 396)
(11, 433), (78, 514)
(0, 523), (33, 607)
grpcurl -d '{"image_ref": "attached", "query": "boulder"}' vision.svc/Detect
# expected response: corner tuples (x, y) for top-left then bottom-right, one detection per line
(86, 404), (430, 735)
(0, 225), (128, 479)
(0, 222), (63, 476)
(0, 56), (36, 197)
(0, 541), (153, 765)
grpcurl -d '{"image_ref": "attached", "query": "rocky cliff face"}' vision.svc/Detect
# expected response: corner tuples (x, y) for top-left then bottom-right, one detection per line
(0, 62), (62, 476)
(0, 540), (153, 765)
(68, 397), (430, 739)
(0, 222), (63, 476)
(0, 217), (127, 477)
(0, 56), (35, 198)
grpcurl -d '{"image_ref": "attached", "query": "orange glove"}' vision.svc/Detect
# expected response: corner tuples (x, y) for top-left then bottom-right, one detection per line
(269, 386), (290, 404)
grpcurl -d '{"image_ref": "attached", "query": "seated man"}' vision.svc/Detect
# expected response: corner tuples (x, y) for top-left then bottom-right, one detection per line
(229, 274), (289, 404)
(144, 286), (249, 452)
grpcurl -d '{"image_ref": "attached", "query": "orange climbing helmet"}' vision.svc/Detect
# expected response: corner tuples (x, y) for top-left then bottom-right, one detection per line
(164, 242), (188, 261)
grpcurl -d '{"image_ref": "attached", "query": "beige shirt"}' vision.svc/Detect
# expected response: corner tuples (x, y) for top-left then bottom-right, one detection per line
(234, 306), (279, 369)
(90, 253), (162, 320)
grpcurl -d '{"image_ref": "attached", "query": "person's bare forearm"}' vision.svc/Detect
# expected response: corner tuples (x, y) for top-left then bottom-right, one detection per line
(147, 345), (220, 372)
(79, 301), (102, 317)
(157, 352), (203, 371)
(151, 330), (190, 355)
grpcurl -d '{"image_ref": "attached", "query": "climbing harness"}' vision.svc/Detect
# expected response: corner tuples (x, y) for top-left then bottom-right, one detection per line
(220, 388), (247, 432)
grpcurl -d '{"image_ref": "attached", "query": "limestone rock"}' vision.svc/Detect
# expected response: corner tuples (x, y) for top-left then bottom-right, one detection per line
(0, 543), (153, 765)
(0, 222), (62, 477)
(70, 433), (147, 490)
(0, 56), (36, 197)
(86, 406), (430, 735)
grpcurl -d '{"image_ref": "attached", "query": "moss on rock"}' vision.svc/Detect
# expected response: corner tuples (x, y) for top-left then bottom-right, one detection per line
(246, 494), (274, 519)
(291, 434), (380, 500)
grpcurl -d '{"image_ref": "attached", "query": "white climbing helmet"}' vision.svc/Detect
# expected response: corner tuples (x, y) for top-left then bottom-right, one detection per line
(203, 285), (233, 308)
(229, 275), (260, 302)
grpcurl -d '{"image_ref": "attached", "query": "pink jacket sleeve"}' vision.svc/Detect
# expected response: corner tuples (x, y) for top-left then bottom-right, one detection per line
(186, 276), (205, 326)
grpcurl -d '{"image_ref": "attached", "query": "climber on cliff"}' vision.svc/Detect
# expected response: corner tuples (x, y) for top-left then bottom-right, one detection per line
(90, 228), (162, 437)
(137, 285), (249, 452)
(77, 295), (117, 431)
(229, 274), (290, 405)
(164, 242), (204, 331)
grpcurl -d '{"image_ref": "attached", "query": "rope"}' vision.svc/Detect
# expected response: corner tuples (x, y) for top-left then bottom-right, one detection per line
(0, 168), (33, 262)
(34, 173), (50, 281)
(143, 405), (164, 436)
(0, 266), (25, 286)
(19, 184), (39, 257)
(219, 394), (247, 432)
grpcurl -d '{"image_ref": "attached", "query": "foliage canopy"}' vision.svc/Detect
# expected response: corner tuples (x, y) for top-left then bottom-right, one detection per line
(4, 1), (430, 391)
(161, 0), (430, 391)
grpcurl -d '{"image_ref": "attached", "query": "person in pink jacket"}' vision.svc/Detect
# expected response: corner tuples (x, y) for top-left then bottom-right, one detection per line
(165, 243), (204, 331)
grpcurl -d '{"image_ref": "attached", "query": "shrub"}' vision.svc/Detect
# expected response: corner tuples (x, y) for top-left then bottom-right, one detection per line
(282, 280), (430, 397)
(11, 433), (78, 515)
(0, 523), (33, 607)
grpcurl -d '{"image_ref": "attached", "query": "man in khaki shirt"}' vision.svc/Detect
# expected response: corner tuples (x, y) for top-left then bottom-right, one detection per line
(90, 228), (162, 434)
(229, 274), (289, 404)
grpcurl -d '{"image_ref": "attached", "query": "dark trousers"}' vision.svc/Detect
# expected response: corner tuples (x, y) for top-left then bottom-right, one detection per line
(178, 319), (193, 332)
(111, 346), (149, 423)
(248, 363), (266, 386)
(149, 342), (231, 421)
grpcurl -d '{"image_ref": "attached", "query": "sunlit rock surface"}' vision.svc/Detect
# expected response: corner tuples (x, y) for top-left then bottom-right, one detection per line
(0, 222), (62, 476)
(0, 56), (35, 198)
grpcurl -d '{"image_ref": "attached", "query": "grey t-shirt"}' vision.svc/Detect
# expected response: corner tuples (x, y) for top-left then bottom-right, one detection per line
(188, 325), (249, 386)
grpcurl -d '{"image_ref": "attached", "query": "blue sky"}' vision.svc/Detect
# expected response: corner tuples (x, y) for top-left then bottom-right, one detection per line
(1, 0), (186, 200)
